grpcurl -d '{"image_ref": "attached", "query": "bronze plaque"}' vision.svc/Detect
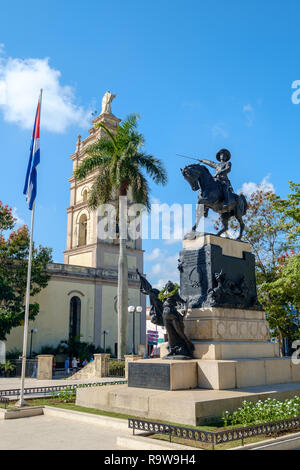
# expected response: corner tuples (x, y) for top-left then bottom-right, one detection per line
(128, 362), (171, 390)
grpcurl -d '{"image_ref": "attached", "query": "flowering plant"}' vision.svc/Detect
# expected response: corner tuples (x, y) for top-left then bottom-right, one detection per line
(222, 396), (300, 427)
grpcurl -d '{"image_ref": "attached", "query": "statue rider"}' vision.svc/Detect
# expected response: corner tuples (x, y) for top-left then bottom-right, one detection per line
(198, 149), (233, 209)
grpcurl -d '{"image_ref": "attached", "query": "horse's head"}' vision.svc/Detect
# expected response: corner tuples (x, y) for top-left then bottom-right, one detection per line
(181, 164), (202, 191)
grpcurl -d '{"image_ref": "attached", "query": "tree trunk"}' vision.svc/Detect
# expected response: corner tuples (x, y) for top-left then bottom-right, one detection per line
(279, 330), (284, 357)
(117, 195), (128, 359)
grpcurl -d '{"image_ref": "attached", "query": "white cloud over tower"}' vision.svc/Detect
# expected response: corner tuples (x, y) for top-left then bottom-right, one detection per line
(0, 54), (90, 133)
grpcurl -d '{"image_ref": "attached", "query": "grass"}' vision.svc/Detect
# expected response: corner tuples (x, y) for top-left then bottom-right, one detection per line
(150, 433), (268, 450)
(0, 396), (222, 429)
(2, 397), (139, 420)
(2, 397), (299, 450)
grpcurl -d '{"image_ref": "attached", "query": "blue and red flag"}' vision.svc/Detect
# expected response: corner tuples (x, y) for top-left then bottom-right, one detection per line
(23, 90), (42, 210)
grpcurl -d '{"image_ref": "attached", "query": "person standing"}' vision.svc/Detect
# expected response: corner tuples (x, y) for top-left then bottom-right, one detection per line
(71, 357), (78, 373)
(64, 358), (70, 376)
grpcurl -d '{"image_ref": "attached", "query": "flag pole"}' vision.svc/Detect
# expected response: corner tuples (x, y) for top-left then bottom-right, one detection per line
(16, 201), (36, 407)
(17, 88), (42, 407)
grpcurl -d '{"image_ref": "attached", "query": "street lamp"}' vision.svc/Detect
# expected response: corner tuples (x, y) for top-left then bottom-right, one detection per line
(103, 329), (110, 353)
(128, 305), (142, 355)
(29, 328), (38, 359)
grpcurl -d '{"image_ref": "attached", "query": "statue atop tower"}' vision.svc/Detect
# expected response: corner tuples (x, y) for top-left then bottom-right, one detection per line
(101, 91), (116, 115)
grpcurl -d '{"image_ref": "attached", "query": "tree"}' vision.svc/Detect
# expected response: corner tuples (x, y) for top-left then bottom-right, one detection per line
(260, 251), (300, 353)
(74, 114), (167, 358)
(0, 201), (52, 341)
(272, 182), (300, 243)
(215, 182), (299, 354)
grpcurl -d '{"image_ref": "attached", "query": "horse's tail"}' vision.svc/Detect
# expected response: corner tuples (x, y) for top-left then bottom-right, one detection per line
(239, 193), (248, 215)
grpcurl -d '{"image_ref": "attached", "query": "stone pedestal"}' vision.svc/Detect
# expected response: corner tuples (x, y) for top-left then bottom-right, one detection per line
(177, 235), (281, 385)
(179, 234), (260, 310)
(94, 353), (110, 378)
(183, 306), (279, 360)
(128, 359), (197, 390)
(37, 355), (53, 380)
(124, 355), (143, 380)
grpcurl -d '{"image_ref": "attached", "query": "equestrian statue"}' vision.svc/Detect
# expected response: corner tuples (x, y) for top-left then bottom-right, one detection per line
(181, 149), (248, 240)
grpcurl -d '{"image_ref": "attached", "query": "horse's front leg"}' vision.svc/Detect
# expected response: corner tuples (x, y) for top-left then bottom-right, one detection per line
(216, 213), (229, 237)
(192, 202), (204, 231)
(236, 215), (245, 240)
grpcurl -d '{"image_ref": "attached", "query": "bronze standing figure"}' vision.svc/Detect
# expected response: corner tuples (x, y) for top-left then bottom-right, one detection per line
(136, 271), (194, 360)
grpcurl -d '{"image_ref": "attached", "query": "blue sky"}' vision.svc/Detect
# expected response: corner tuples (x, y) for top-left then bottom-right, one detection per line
(0, 0), (299, 287)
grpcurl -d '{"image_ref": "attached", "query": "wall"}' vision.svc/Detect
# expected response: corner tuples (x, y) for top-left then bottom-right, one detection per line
(101, 284), (144, 355)
(5, 277), (95, 355)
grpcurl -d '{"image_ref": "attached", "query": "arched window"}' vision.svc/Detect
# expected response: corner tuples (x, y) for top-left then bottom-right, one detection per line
(82, 190), (88, 202)
(69, 296), (81, 339)
(78, 214), (88, 246)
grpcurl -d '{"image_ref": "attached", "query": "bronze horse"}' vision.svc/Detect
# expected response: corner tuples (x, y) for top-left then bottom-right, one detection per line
(181, 164), (248, 240)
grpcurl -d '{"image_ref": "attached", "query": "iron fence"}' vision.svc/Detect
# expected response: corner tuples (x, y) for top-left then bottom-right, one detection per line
(0, 397), (9, 408)
(0, 380), (127, 398)
(1, 359), (38, 378)
(108, 359), (125, 377)
(128, 416), (300, 450)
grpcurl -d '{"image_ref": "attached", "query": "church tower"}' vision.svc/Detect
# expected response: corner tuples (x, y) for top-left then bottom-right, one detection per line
(64, 93), (143, 276)
(6, 92), (146, 355)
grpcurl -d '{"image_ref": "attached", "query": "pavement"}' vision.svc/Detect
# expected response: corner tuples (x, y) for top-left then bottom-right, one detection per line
(0, 376), (126, 392)
(0, 414), (129, 450)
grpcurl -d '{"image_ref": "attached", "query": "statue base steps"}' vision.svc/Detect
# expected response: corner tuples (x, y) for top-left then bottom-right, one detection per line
(160, 340), (279, 360)
(76, 380), (300, 426)
(126, 357), (300, 391)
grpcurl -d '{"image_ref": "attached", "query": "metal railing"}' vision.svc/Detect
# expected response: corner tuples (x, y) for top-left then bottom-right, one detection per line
(108, 359), (125, 377)
(0, 397), (9, 409)
(1, 359), (37, 378)
(129, 416), (300, 450)
(0, 380), (127, 398)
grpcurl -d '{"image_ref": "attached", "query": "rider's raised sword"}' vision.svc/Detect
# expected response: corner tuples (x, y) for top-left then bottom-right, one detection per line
(176, 154), (206, 161)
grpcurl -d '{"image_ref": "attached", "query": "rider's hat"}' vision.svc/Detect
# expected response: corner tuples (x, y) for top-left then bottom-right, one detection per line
(216, 149), (231, 162)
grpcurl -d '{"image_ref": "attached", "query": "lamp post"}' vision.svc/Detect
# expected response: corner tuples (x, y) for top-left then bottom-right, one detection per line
(29, 328), (38, 359)
(103, 329), (109, 353)
(128, 305), (142, 355)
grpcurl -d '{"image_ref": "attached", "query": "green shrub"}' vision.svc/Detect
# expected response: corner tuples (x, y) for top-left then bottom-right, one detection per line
(109, 360), (125, 376)
(0, 360), (16, 375)
(6, 348), (22, 360)
(51, 387), (76, 403)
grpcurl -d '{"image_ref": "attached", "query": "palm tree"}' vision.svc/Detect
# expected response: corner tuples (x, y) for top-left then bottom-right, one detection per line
(74, 114), (167, 359)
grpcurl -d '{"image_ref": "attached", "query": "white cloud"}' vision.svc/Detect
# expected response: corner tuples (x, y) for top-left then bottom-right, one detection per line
(12, 207), (25, 226)
(243, 104), (253, 113)
(243, 103), (254, 127)
(0, 56), (90, 133)
(238, 175), (275, 198)
(0, 44), (5, 55)
(146, 251), (179, 290)
(211, 124), (228, 138)
(144, 247), (162, 261)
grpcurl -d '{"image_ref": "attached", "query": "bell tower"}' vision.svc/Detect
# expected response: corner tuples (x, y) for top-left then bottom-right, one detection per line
(63, 93), (143, 275)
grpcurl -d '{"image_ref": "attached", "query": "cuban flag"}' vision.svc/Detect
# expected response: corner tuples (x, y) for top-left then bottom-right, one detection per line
(23, 90), (42, 210)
